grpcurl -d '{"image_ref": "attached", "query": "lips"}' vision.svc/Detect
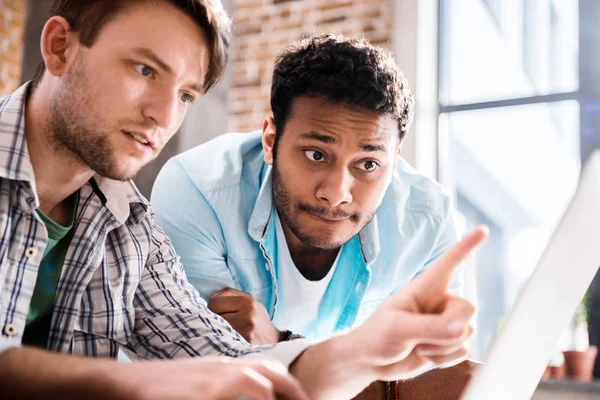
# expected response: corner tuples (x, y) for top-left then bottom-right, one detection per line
(299, 203), (354, 222)
(318, 215), (349, 221)
(127, 131), (148, 144)
(123, 130), (155, 148)
(306, 210), (350, 222)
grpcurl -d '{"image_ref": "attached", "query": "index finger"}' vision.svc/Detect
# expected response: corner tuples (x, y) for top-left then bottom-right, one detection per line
(408, 225), (488, 295)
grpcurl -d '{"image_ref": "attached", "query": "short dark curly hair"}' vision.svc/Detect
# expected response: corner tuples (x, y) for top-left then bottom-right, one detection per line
(271, 34), (415, 142)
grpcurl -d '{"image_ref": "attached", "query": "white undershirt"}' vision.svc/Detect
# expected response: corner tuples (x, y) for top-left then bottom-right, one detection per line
(271, 212), (340, 336)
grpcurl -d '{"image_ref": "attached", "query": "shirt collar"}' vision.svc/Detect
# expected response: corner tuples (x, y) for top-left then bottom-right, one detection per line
(0, 82), (36, 183)
(91, 175), (149, 225)
(248, 165), (275, 241)
(0, 81), (149, 224)
(247, 164), (381, 264)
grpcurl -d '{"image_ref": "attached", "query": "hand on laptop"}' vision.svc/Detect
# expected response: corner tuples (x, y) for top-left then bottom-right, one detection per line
(290, 226), (488, 399)
(209, 287), (281, 344)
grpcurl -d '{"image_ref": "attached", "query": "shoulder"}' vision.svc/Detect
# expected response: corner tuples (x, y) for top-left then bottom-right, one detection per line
(157, 131), (265, 194)
(386, 158), (451, 221)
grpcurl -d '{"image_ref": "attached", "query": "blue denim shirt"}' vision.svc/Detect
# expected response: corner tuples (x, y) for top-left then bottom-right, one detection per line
(152, 131), (463, 338)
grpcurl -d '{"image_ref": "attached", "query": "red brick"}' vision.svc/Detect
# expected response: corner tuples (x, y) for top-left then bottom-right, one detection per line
(235, 23), (263, 35)
(318, 1), (354, 12)
(229, 0), (392, 132)
(234, 0), (266, 11)
(317, 14), (347, 25)
(279, 8), (291, 19)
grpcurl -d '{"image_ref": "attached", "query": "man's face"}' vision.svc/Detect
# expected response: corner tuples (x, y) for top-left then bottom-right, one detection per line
(268, 97), (399, 250)
(50, 1), (209, 180)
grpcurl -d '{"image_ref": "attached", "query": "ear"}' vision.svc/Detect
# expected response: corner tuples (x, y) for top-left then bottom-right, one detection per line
(262, 116), (277, 166)
(396, 142), (402, 156)
(40, 16), (81, 77)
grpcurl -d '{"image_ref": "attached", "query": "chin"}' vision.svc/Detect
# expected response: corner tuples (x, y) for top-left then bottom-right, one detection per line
(116, 158), (151, 178)
(295, 222), (355, 250)
(100, 165), (142, 181)
(301, 233), (349, 250)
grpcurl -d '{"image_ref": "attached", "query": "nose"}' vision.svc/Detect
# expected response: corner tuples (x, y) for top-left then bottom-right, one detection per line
(315, 166), (353, 208)
(142, 87), (180, 131)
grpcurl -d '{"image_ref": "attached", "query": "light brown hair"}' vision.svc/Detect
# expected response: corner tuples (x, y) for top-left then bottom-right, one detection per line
(31, 0), (231, 92)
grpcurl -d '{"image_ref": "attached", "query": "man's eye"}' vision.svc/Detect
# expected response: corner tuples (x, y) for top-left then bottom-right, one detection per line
(304, 150), (326, 162)
(180, 93), (195, 104)
(134, 64), (155, 78)
(356, 160), (379, 172)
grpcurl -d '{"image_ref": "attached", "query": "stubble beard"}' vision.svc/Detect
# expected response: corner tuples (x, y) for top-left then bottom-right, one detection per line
(271, 159), (377, 251)
(47, 51), (144, 181)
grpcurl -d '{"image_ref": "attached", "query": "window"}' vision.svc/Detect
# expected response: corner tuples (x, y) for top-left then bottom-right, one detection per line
(438, 0), (580, 358)
(482, 0), (503, 31)
(440, 0), (578, 105)
(522, 0), (538, 87)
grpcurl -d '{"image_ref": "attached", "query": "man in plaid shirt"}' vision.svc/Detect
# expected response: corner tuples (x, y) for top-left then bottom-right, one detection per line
(0, 0), (485, 399)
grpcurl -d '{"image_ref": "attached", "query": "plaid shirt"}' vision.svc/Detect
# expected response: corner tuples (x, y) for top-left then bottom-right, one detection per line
(0, 83), (309, 365)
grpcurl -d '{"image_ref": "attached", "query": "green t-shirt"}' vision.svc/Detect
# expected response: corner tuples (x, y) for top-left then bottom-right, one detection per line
(22, 196), (77, 348)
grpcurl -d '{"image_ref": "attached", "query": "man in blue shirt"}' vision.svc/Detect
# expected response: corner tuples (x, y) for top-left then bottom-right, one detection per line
(152, 34), (463, 344)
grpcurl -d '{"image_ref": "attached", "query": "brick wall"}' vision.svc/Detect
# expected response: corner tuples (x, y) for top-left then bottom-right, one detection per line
(0, 0), (27, 95)
(230, 0), (393, 132)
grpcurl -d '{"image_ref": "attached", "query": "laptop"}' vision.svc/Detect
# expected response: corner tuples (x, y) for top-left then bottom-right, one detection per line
(461, 150), (600, 400)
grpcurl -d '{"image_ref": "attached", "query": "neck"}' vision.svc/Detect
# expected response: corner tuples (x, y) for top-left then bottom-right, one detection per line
(24, 82), (94, 219)
(280, 219), (340, 281)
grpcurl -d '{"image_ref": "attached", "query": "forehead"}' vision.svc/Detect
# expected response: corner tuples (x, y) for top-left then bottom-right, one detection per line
(90, 1), (209, 82)
(284, 96), (398, 144)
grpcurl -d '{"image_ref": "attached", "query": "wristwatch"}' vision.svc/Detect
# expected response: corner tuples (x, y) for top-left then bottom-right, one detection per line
(385, 381), (400, 400)
(278, 330), (304, 341)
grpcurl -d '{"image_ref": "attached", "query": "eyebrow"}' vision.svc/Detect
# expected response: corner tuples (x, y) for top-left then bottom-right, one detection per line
(132, 47), (204, 93)
(299, 131), (386, 152)
(299, 131), (337, 144)
(134, 48), (172, 73)
(360, 143), (386, 152)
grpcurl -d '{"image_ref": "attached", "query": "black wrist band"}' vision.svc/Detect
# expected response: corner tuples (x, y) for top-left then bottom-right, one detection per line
(385, 381), (400, 400)
(278, 330), (304, 341)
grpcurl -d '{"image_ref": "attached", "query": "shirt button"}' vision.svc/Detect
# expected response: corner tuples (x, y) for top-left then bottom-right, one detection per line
(4, 323), (17, 337)
(25, 247), (38, 259)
